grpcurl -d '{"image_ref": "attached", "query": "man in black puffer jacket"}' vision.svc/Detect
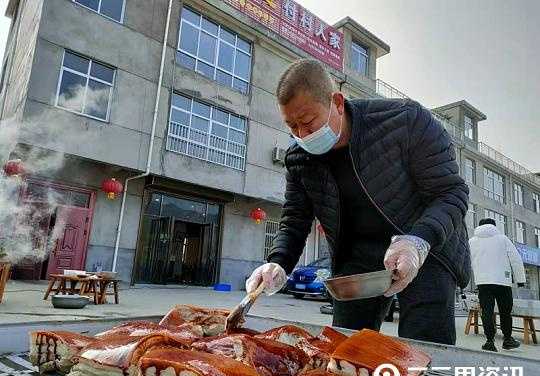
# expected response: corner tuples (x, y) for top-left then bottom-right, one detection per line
(245, 59), (470, 345)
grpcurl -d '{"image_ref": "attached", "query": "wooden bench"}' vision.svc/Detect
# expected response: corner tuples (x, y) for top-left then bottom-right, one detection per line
(465, 308), (538, 345)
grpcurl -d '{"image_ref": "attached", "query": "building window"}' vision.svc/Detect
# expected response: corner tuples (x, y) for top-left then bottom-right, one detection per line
(464, 158), (476, 185)
(264, 220), (279, 260)
(534, 227), (540, 248)
(515, 220), (525, 244)
(177, 7), (252, 94)
(464, 115), (474, 139)
(167, 93), (247, 170)
(55, 50), (115, 122)
(533, 193), (540, 213)
(351, 42), (368, 75)
(483, 168), (505, 203)
(513, 183), (523, 206)
(465, 204), (477, 230)
(72, 0), (125, 23)
(484, 209), (506, 234)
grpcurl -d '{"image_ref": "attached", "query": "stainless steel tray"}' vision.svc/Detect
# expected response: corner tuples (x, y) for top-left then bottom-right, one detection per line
(1, 314), (538, 375)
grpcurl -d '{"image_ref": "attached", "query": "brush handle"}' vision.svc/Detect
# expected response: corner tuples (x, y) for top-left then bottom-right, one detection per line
(252, 281), (266, 298)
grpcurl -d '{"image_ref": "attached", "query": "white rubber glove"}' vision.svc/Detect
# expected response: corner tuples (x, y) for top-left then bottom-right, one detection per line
(246, 263), (287, 296)
(383, 238), (423, 297)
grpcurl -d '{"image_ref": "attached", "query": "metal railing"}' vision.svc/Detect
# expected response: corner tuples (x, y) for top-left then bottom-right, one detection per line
(373, 78), (540, 188)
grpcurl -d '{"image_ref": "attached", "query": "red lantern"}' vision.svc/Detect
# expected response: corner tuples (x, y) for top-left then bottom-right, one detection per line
(3, 159), (25, 177)
(249, 207), (267, 224)
(317, 223), (325, 235)
(101, 178), (123, 200)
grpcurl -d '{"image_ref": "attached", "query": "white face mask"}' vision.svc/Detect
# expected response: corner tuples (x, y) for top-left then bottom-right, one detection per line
(293, 99), (342, 155)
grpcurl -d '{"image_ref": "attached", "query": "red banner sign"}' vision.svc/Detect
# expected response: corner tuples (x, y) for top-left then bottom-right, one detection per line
(223, 0), (344, 71)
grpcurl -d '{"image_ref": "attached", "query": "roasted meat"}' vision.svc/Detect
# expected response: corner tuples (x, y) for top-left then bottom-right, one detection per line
(192, 334), (310, 376)
(67, 333), (191, 376)
(95, 320), (203, 342)
(255, 325), (348, 369)
(137, 347), (260, 376)
(311, 326), (348, 353)
(328, 329), (431, 376)
(159, 305), (230, 336)
(29, 331), (96, 374)
(255, 325), (314, 346)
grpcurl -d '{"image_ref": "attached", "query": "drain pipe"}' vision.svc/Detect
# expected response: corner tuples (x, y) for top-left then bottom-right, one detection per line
(111, 0), (173, 272)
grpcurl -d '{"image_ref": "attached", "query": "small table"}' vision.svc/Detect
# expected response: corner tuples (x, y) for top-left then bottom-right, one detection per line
(43, 274), (119, 305)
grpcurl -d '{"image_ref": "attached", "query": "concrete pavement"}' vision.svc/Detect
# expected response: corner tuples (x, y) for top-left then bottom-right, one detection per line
(0, 280), (538, 360)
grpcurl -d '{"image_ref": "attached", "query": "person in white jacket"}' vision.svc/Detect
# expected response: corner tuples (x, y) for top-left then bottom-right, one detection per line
(469, 218), (527, 352)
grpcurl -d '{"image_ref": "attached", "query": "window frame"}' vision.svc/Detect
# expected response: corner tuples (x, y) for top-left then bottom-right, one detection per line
(484, 208), (507, 234)
(465, 203), (477, 230)
(54, 50), (116, 123)
(350, 41), (369, 76)
(166, 93), (248, 171)
(177, 6), (252, 95)
(535, 227), (540, 248)
(464, 158), (476, 185)
(263, 219), (280, 261)
(533, 192), (540, 213)
(464, 115), (474, 139)
(513, 183), (524, 206)
(483, 168), (505, 204)
(515, 220), (526, 244)
(72, 0), (126, 24)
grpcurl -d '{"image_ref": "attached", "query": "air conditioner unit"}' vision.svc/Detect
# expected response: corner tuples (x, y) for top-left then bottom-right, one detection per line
(272, 146), (286, 165)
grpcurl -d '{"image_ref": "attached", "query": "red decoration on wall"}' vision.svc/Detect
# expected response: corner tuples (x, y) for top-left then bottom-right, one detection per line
(101, 178), (123, 200)
(249, 207), (267, 224)
(2, 159), (25, 177)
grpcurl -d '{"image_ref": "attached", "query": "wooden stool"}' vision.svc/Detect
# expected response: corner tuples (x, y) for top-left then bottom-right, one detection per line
(43, 275), (65, 300)
(79, 279), (99, 305)
(523, 317), (537, 345)
(98, 279), (119, 304)
(465, 308), (480, 335)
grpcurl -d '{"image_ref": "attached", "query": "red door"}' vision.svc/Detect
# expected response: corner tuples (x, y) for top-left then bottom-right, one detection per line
(46, 206), (91, 276)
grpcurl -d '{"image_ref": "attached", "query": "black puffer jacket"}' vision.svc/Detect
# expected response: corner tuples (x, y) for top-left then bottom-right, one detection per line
(268, 98), (471, 288)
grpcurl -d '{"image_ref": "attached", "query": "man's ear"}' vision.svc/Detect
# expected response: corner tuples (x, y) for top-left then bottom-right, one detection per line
(332, 92), (346, 115)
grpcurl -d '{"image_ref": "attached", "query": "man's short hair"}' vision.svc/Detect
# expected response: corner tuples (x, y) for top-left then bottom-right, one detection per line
(276, 59), (336, 106)
(479, 218), (496, 226)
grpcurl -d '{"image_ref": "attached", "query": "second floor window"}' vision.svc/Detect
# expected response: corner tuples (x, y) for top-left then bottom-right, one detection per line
(56, 50), (115, 122)
(464, 115), (474, 139)
(464, 158), (476, 185)
(465, 203), (477, 230)
(513, 183), (523, 206)
(177, 7), (252, 94)
(483, 168), (505, 203)
(351, 42), (368, 75)
(533, 193), (540, 213)
(535, 227), (540, 248)
(73, 0), (125, 23)
(515, 220), (525, 244)
(167, 93), (247, 171)
(484, 209), (506, 234)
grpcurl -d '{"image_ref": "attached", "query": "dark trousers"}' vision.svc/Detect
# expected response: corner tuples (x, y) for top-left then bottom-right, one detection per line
(477, 284), (514, 341)
(332, 254), (457, 345)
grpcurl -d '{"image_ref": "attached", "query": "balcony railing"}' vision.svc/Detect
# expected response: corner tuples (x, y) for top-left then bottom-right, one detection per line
(374, 78), (540, 188)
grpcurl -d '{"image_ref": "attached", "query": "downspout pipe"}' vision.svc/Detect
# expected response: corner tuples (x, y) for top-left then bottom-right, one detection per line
(112, 0), (173, 272)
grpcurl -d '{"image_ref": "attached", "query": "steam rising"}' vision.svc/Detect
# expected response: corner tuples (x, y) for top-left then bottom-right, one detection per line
(0, 84), (109, 265)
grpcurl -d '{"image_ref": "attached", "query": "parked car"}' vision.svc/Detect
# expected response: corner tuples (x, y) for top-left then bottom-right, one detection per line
(286, 257), (331, 300)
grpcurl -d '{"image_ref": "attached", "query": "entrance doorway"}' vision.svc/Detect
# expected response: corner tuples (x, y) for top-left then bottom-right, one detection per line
(134, 191), (221, 286)
(11, 180), (94, 280)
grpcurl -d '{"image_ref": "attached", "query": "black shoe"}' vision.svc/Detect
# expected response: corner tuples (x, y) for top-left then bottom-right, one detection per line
(502, 337), (521, 350)
(482, 341), (498, 352)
